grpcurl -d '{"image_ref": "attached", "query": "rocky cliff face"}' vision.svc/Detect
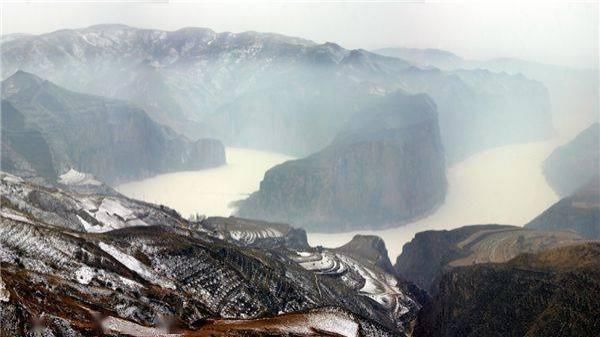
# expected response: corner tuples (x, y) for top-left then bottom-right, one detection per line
(0, 71), (225, 184)
(0, 172), (420, 336)
(394, 224), (586, 292)
(1, 25), (553, 161)
(526, 176), (600, 239)
(235, 92), (447, 231)
(413, 243), (600, 337)
(543, 123), (600, 197)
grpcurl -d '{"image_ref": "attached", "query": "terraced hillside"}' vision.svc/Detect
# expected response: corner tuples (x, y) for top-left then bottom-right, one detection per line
(0, 172), (420, 336)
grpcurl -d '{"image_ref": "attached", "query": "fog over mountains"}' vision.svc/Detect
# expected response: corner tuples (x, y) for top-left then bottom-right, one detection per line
(1, 70), (225, 184)
(0, 21), (599, 337)
(1, 25), (553, 162)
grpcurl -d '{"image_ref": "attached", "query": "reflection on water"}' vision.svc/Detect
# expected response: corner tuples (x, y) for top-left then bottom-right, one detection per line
(118, 139), (562, 260)
(116, 148), (293, 218)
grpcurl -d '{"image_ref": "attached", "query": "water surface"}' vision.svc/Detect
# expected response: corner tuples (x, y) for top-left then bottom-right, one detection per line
(118, 140), (562, 260)
(116, 148), (293, 218)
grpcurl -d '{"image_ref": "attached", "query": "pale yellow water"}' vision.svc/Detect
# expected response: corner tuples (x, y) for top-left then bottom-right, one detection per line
(116, 148), (293, 218)
(117, 139), (565, 260)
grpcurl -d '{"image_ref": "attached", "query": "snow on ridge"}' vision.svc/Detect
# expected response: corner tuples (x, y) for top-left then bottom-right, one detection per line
(0, 172), (23, 184)
(0, 210), (33, 224)
(93, 198), (149, 230)
(0, 277), (9, 302)
(59, 168), (102, 186)
(76, 215), (106, 233)
(98, 242), (175, 289)
(102, 316), (180, 337)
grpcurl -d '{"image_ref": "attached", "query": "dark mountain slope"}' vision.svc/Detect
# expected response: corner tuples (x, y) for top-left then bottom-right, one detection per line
(1, 71), (225, 184)
(414, 243), (600, 337)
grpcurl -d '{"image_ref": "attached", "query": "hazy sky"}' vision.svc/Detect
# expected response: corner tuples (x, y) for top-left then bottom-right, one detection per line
(1, 1), (598, 68)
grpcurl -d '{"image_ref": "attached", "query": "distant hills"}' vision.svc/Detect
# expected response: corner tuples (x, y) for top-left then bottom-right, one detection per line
(1, 71), (225, 184)
(374, 47), (599, 138)
(1, 25), (553, 162)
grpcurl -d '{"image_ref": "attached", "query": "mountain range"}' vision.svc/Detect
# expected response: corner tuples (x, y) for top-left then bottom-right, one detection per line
(1, 24), (553, 162)
(375, 47), (599, 138)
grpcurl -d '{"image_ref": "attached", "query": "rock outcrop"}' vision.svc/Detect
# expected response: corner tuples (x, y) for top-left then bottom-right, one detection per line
(543, 123), (600, 197)
(394, 224), (586, 292)
(235, 92), (447, 231)
(413, 243), (600, 337)
(526, 175), (600, 239)
(1, 71), (225, 184)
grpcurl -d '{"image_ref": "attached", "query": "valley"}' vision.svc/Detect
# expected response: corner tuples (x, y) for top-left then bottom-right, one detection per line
(117, 137), (564, 259)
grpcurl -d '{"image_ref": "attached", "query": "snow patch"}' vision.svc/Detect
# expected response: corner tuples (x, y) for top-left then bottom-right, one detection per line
(75, 266), (95, 285)
(0, 277), (9, 302)
(102, 316), (179, 337)
(0, 210), (33, 224)
(94, 198), (148, 230)
(77, 215), (105, 233)
(59, 168), (101, 186)
(98, 242), (175, 289)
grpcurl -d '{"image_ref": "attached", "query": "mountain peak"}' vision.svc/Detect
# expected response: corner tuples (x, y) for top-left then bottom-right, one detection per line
(1, 70), (46, 97)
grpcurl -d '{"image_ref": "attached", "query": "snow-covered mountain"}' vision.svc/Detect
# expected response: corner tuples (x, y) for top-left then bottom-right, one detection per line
(2, 24), (553, 161)
(0, 171), (421, 336)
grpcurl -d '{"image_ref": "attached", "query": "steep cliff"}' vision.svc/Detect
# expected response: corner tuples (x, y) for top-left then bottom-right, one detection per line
(236, 92), (447, 231)
(0, 71), (225, 184)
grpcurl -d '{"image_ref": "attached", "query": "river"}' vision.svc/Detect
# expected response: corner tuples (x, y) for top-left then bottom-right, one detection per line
(117, 140), (562, 259)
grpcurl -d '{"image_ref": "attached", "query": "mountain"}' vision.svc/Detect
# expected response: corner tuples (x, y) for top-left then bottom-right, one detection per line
(394, 224), (586, 292)
(235, 92), (447, 231)
(413, 243), (600, 337)
(0, 171), (421, 336)
(374, 47), (599, 138)
(543, 123), (600, 197)
(1, 71), (225, 184)
(1, 25), (553, 162)
(526, 176), (600, 239)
